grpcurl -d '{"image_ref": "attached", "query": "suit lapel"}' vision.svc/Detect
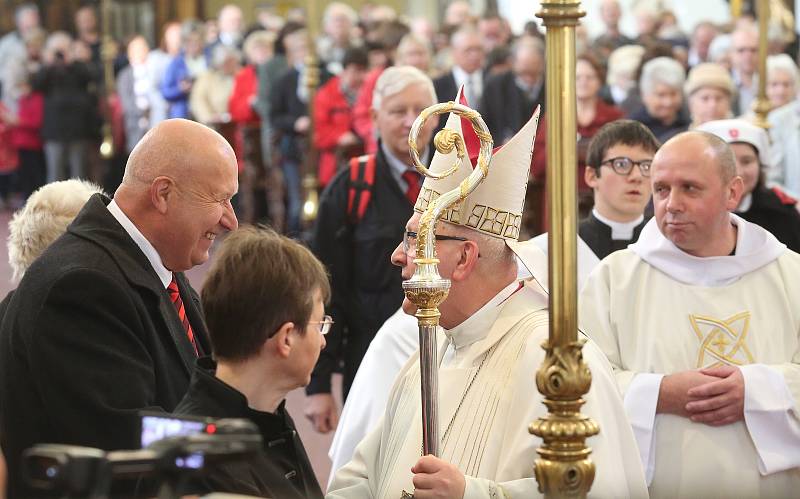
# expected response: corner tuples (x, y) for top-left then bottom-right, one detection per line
(69, 194), (198, 374)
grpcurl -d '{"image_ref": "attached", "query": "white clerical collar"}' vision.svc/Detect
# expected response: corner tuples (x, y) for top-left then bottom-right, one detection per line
(737, 192), (753, 212)
(444, 280), (521, 350)
(629, 213), (785, 287)
(592, 208), (644, 240)
(107, 199), (172, 288)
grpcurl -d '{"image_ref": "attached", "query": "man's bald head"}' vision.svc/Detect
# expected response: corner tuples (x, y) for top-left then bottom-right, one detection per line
(116, 119), (239, 271)
(121, 119), (236, 190)
(658, 131), (737, 183)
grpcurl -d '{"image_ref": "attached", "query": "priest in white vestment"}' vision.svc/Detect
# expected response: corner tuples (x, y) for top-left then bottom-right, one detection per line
(580, 131), (800, 499)
(327, 101), (648, 498)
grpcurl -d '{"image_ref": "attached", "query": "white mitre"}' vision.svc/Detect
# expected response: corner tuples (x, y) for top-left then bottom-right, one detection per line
(413, 100), (540, 242)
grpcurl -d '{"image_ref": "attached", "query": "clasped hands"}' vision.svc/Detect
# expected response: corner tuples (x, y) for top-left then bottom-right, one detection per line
(657, 365), (745, 426)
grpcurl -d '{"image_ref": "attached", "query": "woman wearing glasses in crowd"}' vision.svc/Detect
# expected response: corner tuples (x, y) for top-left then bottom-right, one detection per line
(174, 225), (330, 498)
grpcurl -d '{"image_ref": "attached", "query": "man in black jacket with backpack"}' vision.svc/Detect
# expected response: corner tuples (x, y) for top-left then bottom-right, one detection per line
(305, 66), (437, 434)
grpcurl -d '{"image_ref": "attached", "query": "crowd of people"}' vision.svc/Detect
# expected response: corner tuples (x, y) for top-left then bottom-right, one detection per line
(0, 0), (798, 498)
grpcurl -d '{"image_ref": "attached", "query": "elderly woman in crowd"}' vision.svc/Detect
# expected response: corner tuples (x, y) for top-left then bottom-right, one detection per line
(629, 56), (689, 143)
(766, 53), (799, 111)
(190, 45), (240, 126)
(685, 62), (734, 129)
(767, 55), (800, 196)
(8, 179), (104, 285)
(599, 44), (645, 111)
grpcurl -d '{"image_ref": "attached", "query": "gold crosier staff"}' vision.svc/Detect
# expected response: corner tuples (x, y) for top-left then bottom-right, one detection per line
(530, 1), (600, 498)
(401, 101), (493, 493)
(301, 0), (322, 225)
(99, 0), (115, 159)
(751, 0), (771, 129)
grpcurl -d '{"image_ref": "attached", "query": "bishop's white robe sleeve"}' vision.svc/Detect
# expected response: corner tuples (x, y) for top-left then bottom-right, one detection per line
(326, 416), (383, 498)
(579, 261), (662, 484)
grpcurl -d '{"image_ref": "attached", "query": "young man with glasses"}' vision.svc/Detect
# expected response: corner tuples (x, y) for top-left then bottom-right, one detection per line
(173, 226), (329, 498)
(581, 119), (660, 259)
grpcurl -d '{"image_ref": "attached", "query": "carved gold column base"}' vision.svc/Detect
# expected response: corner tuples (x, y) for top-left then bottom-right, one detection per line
(530, 339), (599, 498)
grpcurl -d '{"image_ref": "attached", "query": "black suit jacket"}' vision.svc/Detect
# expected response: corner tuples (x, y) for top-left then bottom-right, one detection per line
(480, 70), (545, 145)
(433, 70), (486, 133)
(0, 194), (209, 497)
(433, 71), (458, 106)
(269, 65), (330, 161)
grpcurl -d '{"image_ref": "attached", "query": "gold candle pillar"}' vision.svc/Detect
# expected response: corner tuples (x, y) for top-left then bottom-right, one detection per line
(530, 1), (599, 498)
(731, 0), (743, 18)
(751, 0), (771, 129)
(99, 0), (115, 159)
(301, 0), (321, 224)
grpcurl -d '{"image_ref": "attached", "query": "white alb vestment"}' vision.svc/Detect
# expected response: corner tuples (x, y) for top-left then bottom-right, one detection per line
(327, 247), (556, 481)
(328, 307), (419, 481)
(328, 277), (648, 499)
(579, 214), (800, 499)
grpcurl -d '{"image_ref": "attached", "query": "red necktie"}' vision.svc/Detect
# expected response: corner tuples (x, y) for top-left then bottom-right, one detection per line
(168, 277), (198, 356)
(402, 170), (421, 204)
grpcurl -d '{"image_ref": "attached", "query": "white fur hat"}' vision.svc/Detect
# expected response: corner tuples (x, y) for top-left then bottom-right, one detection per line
(696, 118), (771, 167)
(413, 93), (540, 241)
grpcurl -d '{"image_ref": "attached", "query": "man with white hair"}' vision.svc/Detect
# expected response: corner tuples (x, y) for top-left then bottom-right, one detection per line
(580, 130), (800, 498)
(630, 56), (690, 143)
(305, 66), (437, 434)
(328, 100), (648, 499)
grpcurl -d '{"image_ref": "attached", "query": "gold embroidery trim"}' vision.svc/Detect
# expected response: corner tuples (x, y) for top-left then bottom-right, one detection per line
(415, 187), (521, 240)
(690, 311), (755, 368)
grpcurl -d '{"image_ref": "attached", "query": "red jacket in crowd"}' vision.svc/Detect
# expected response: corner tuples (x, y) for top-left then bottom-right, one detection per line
(313, 75), (360, 186)
(351, 67), (382, 155)
(228, 65), (260, 125)
(10, 92), (44, 151)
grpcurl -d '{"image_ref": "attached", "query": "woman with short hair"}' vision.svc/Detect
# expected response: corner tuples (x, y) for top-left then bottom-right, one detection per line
(629, 56), (690, 143)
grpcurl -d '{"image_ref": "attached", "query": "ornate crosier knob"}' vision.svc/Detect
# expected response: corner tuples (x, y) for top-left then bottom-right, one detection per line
(404, 101), (494, 300)
(399, 101), (493, 499)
